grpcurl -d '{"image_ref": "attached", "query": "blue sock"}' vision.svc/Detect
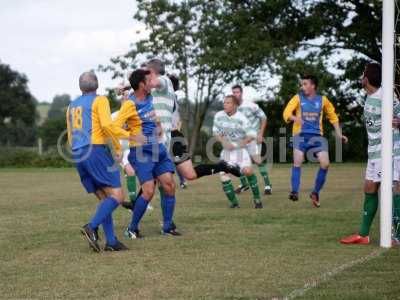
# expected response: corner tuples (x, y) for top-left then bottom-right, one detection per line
(313, 168), (328, 194)
(161, 194), (176, 232)
(128, 195), (149, 231)
(102, 214), (117, 246)
(89, 197), (119, 230)
(291, 166), (301, 193)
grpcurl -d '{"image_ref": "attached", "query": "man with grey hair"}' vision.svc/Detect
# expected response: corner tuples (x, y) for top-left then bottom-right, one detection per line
(67, 71), (131, 252)
(79, 71), (99, 92)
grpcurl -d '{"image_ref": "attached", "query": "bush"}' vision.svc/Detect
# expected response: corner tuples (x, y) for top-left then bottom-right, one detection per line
(0, 147), (72, 168)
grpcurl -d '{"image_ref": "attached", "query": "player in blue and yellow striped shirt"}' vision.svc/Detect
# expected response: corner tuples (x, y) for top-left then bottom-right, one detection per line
(67, 71), (131, 252)
(283, 74), (348, 207)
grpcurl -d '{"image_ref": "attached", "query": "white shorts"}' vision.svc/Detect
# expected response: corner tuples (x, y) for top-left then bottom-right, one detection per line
(365, 159), (400, 182)
(120, 149), (130, 168)
(246, 140), (261, 156)
(220, 148), (252, 171)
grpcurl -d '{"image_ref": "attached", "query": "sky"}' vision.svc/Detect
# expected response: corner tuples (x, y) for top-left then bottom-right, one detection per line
(0, 0), (263, 103)
(0, 0), (146, 102)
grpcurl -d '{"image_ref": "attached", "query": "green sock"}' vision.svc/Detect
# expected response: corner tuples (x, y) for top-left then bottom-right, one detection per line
(246, 174), (261, 204)
(239, 175), (248, 188)
(359, 192), (378, 237)
(126, 175), (136, 202)
(222, 180), (239, 205)
(258, 163), (271, 186)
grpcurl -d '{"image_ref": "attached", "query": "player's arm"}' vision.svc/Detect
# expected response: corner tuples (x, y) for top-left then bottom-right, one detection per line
(254, 104), (267, 143)
(323, 97), (348, 143)
(66, 106), (72, 146)
(215, 134), (237, 151)
(112, 100), (137, 137)
(155, 118), (164, 140)
(113, 100), (147, 144)
(95, 97), (129, 153)
(283, 95), (302, 125)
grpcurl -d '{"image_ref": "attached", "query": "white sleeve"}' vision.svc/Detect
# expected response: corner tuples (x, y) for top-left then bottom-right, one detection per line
(254, 103), (267, 120)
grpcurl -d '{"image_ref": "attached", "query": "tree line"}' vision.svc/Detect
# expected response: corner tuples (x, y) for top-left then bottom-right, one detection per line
(1, 1), (398, 163)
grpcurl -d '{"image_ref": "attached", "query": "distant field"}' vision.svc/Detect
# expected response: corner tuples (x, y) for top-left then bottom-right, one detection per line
(0, 164), (399, 299)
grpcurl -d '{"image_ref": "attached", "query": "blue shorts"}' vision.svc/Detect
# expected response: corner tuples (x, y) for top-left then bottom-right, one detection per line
(293, 133), (328, 154)
(73, 145), (121, 193)
(128, 143), (175, 185)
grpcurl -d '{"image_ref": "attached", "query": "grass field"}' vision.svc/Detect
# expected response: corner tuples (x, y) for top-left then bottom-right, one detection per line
(0, 164), (399, 299)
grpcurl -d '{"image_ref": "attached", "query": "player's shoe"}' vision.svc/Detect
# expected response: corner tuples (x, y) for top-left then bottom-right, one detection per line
(235, 185), (250, 194)
(254, 202), (263, 209)
(180, 182), (187, 189)
(161, 223), (181, 236)
(264, 185), (272, 195)
(92, 227), (100, 241)
(230, 203), (240, 208)
(219, 160), (241, 177)
(104, 240), (129, 251)
(124, 228), (144, 239)
(310, 192), (320, 208)
(147, 204), (154, 211)
(340, 234), (370, 245)
(80, 224), (101, 252)
(289, 191), (299, 201)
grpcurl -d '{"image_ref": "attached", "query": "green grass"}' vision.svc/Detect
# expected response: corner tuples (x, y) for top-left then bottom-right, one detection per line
(0, 164), (399, 299)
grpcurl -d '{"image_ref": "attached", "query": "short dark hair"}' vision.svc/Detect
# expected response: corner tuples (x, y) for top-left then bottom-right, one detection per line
(167, 74), (179, 91)
(232, 84), (243, 92)
(225, 94), (240, 106)
(301, 74), (318, 89)
(364, 62), (382, 88)
(129, 69), (150, 91)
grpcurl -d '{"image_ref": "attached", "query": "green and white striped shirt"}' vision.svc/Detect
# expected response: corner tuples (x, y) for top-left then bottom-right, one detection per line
(213, 110), (257, 147)
(364, 88), (400, 161)
(237, 100), (266, 132)
(152, 75), (176, 145)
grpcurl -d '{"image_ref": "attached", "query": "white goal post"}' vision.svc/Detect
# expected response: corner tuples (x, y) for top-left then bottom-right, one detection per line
(380, 0), (395, 248)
